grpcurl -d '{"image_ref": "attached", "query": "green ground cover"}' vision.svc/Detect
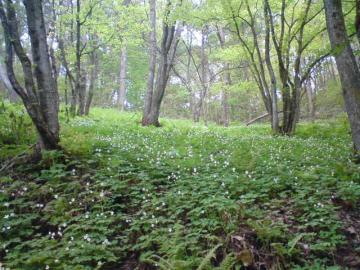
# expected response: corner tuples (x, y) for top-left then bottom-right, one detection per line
(1, 105), (359, 269)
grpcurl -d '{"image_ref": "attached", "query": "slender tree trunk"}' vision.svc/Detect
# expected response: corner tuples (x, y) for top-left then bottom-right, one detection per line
(142, 0), (156, 124)
(324, 0), (360, 156)
(77, 69), (86, 115)
(264, 1), (279, 133)
(0, 62), (17, 101)
(75, 0), (84, 116)
(85, 50), (98, 115)
(305, 80), (315, 121)
(193, 27), (209, 123)
(185, 31), (195, 118)
(221, 66), (231, 127)
(118, 47), (127, 110)
(329, 59), (337, 79)
(245, 1), (271, 114)
(217, 27), (231, 127)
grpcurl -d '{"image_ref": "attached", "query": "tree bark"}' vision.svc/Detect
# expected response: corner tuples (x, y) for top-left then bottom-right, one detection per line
(142, 0), (156, 124)
(142, 0), (182, 126)
(77, 69), (87, 116)
(324, 0), (360, 156)
(85, 50), (98, 115)
(0, 0), (59, 151)
(0, 62), (17, 101)
(264, 0), (279, 133)
(75, 0), (85, 116)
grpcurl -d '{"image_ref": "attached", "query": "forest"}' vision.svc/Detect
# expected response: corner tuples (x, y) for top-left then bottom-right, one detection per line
(0, 0), (360, 269)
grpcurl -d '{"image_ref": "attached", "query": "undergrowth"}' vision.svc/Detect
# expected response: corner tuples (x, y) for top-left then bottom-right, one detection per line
(0, 107), (359, 269)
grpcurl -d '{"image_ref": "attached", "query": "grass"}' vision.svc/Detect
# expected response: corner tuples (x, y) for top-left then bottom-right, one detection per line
(0, 106), (359, 269)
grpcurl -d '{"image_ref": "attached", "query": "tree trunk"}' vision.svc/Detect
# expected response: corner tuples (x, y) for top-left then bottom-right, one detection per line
(85, 50), (98, 115)
(142, 1), (182, 126)
(221, 67), (231, 127)
(142, 0), (156, 124)
(356, 0), (360, 43)
(58, 37), (76, 110)
(144, 25), (176, 126)
(264, 1), (279, 133)
(324, 0), (360, 156)
(75, 0), (84, 116)
(118, 47), (127, 110)
(25, 0), (59, 148)
(0, 0), (60, 152)
(0, 62), (17, 102)
(77, 69), (86, 115)
(305, 80), (315, 121)
(217, 27), (231, 127)
(193, 26), (209, 123)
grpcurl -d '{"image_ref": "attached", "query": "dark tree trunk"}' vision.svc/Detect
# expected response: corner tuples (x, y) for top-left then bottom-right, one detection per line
(0, 0), (59, 151)
(142, 0), (182, 126)
(324, 0), (360, 156)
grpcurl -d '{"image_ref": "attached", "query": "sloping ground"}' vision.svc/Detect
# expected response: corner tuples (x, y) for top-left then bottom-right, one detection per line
(0, 108), (359, 270)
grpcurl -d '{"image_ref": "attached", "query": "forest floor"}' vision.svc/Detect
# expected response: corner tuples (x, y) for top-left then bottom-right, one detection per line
(0, 105), (360, 270)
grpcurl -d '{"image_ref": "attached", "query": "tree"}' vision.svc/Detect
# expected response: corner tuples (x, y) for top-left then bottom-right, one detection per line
(142, 0), (182, 126)
(56, 0), (101, 116)
(226, 0), (279, 132)
(84, 48), (99, 115)
(265, 0), (329, 135)
(324, 0), (360, 157)
(142, 0), (157, 125)
(192, 26), (210, 123)
(263, 0), (279, 132)
(0, 0), (60, 152)
(117, 0), (132, 111)
(217, 26), (231, 127)
(0, 61), (17, 102)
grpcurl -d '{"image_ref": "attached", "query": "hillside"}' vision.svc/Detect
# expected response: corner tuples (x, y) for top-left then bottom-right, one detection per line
(1, 107), (359, 269)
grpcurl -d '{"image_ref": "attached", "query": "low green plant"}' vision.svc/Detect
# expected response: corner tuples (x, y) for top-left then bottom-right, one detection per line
(0, 107), (359, 269)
